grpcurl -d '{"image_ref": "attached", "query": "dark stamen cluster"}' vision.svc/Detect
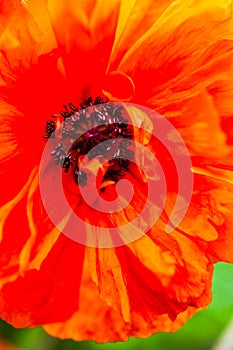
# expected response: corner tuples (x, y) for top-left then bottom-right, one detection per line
(50, 142), (66, 166)
(44, 97), (133, 187)
(44, 120), (56, 138)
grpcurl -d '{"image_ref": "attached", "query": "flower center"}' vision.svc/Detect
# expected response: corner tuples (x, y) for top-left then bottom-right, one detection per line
(44, 96), (133, 187)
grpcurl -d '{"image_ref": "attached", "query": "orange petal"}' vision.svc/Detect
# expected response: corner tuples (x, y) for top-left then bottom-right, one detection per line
(192, 173), (233, 263)
(117, 0), (233, 107)
(22, 0), (57, 55)
(0, 0), (42, 69)
(174, 91), (231, 159)
(43, 256), (201, 342)
(85, 225), (213, 329)
(111, 0), (175, 70)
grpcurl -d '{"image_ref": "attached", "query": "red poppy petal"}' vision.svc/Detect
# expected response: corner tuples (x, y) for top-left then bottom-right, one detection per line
(86, 231), (212, 327)
(150, 43), (233, 135)
(43, 258), (200, 342)
(117, 0), (233, 106)
(172, 91), (231, 159)
(111, 0), (175, 69)
(0, 234), (84, 327)
(21, 0), (57, 55)
(0, 166), (69, 284)
(46, 0), (121, 100)
(44, 259), (128, 342)
(0, 167), (38, 283)
(0, 0), (42, 70)
(191, 172), (233, 263)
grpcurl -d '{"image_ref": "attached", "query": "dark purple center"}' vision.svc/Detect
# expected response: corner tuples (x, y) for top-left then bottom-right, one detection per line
(44, 97), (133, 187)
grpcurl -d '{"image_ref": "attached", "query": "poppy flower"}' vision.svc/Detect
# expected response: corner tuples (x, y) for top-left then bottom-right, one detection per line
(0, 0), (233, 344)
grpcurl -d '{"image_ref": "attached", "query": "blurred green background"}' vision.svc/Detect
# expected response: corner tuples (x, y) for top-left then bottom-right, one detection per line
(0, 262), (232, 350)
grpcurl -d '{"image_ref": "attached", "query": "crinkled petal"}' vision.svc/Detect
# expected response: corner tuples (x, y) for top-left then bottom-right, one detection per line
(111, 0), (175, 69)
(43, 257), (200, 342)
(117, 0), (233, 113)
(21, 0), (57, 55)
(0, 0), (42, 72)
(85, 228), (213, 331)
